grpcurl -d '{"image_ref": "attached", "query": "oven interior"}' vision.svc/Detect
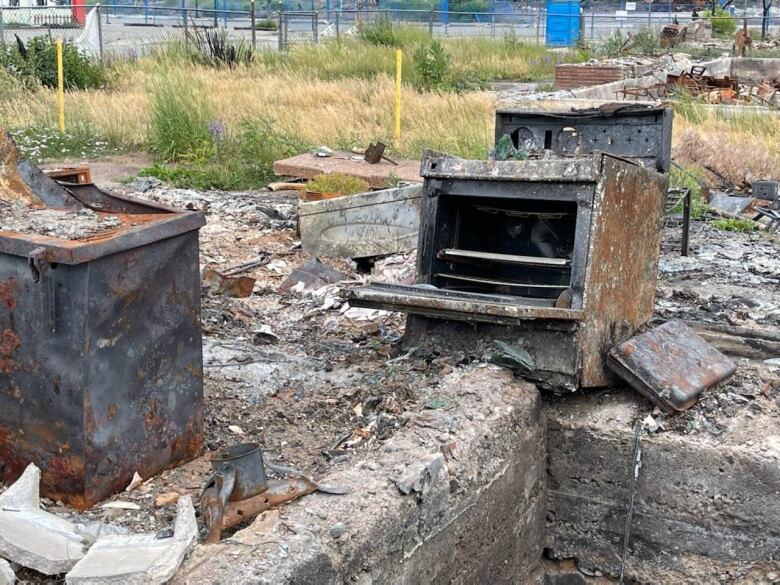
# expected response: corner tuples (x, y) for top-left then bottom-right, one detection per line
(430, 194), (578, 302)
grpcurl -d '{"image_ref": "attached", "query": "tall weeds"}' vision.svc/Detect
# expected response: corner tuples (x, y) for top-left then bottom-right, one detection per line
(148, 66), (213, 161)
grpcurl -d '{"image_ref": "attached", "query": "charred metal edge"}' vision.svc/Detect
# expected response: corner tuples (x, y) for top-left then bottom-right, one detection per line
(0, 212), (206, 265)
(419, 151), (598, 183)
(349, 284), (583, 324)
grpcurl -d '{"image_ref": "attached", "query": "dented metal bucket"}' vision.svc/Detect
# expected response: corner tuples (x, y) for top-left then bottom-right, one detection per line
(0, 133), (205, 510)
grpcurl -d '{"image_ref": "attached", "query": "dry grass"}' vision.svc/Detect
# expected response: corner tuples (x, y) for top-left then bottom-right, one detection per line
(1, 60), (496, 160)
(673, 108), (780, 188)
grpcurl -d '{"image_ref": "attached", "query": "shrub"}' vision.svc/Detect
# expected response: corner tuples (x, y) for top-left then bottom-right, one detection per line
(711, 218), (757, 232)
(188, 28), (253, 68)
(142, 118), (308, 190)
(704, 8), (737, 38)
(413, 40), (451, 91)
(306, 173), (370, 195)
(148, 69), (214, 161)
(357, 19), (429, 48)
(669, 165), (709, 219)
(358, 17), (402, 47)
(0, 36), (109, 90)
(597, 27), (658, 57)
(254, 18), (278, 31)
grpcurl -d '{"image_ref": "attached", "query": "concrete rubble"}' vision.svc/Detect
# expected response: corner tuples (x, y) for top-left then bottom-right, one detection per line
(0, 464), (87, 575)
(65, 496), (197, 585)
(0, 560), (14, 585)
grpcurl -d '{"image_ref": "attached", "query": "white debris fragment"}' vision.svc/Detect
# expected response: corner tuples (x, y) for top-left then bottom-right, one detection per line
(228, 425), (245, 435)
(641, 414), (661, 433)
(66, 496), (198, 585)
(100, 501), (141, 511)
(341, 305), (391, 322)
(266, 259), (289, 274)
(125, 472), (144, 492)
(0, 558), (15, 585)
(0, 464), (86, 575)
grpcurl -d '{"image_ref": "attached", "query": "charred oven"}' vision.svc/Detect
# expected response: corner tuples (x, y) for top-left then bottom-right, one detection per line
(350, 105), (672, 390)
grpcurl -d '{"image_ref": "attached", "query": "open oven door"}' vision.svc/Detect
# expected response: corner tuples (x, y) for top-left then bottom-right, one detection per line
(347, 282), (584, 326)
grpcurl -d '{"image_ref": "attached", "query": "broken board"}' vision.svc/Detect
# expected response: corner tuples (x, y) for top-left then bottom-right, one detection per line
(273, 152), (422, 188)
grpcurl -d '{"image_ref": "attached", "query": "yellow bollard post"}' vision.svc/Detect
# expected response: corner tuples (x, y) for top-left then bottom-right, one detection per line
(56, 38), (65, 133)
(394, 49), (402, 149)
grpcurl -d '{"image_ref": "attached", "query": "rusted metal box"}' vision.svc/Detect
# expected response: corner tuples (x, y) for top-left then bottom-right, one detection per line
(349, 150), (668, 390)
(494, 104), (673, 172)
(0, 142), (205, 509)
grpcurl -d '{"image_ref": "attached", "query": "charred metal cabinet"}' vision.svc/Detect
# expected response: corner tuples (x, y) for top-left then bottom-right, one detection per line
(0, 175), (205, 509)
(494, 105), (673, 172)
(349, 151), (668, 390)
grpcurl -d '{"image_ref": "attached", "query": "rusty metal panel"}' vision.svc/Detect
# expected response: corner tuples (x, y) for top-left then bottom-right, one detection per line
(578, 155), (668, 387)
(607, 320), (737, 412)
(0, 159), (205, 510)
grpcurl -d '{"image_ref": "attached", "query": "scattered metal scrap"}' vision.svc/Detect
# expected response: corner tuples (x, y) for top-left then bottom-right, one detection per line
(200, 443), (347, 543)
(202, 255), (269, 298)
(363, 142), (398, 166)
(298, 184), (423, 259)
(708, 192), (756, 218)
(660, 23), (687, 48)
(616, 65), (780, 107)
(42, 165), (92, 185)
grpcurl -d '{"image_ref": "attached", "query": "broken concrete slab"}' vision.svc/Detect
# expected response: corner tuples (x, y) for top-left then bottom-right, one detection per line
(273, 152), (422, 188)
(0, 559), (14, 585)
(299, 184), (422, 259)
(0, 464), (86, 575)
(66, 495), (197, 585)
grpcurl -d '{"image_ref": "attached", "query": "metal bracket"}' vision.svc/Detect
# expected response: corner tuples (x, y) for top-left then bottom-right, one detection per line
(28, 247), (49, 283)
(28, 247), (56, 332)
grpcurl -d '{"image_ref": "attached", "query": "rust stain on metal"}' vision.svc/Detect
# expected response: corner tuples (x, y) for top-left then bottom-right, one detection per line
(578, 156), (668, 387)
(0, 130), (45, 208)
(0, 328), (21, 355)
(0, 138), (206, 510)
(0, 278), (16, 309)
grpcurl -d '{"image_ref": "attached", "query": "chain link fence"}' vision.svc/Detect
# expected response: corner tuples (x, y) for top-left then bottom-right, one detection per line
(0, 2), (777, 57)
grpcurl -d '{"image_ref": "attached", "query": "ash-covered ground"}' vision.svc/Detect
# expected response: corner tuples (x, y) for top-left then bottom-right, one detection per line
(2, 179), (778, 579)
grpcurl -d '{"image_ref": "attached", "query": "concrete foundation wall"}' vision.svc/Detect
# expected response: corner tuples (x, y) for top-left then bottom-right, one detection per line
(545, 391), (780, 583)
(175, 367), (547, 585)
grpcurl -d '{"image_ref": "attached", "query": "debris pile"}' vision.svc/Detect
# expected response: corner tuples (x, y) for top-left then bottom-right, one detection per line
(0, 206), (121, 240)
(617, 65), (780, 107)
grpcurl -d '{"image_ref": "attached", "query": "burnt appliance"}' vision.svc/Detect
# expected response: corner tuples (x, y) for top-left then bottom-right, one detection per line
(349, 105), (673, 390)
(494, 104), (673, 172)
(0, 133), (205, 509)
(349, 148), (669, 390)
